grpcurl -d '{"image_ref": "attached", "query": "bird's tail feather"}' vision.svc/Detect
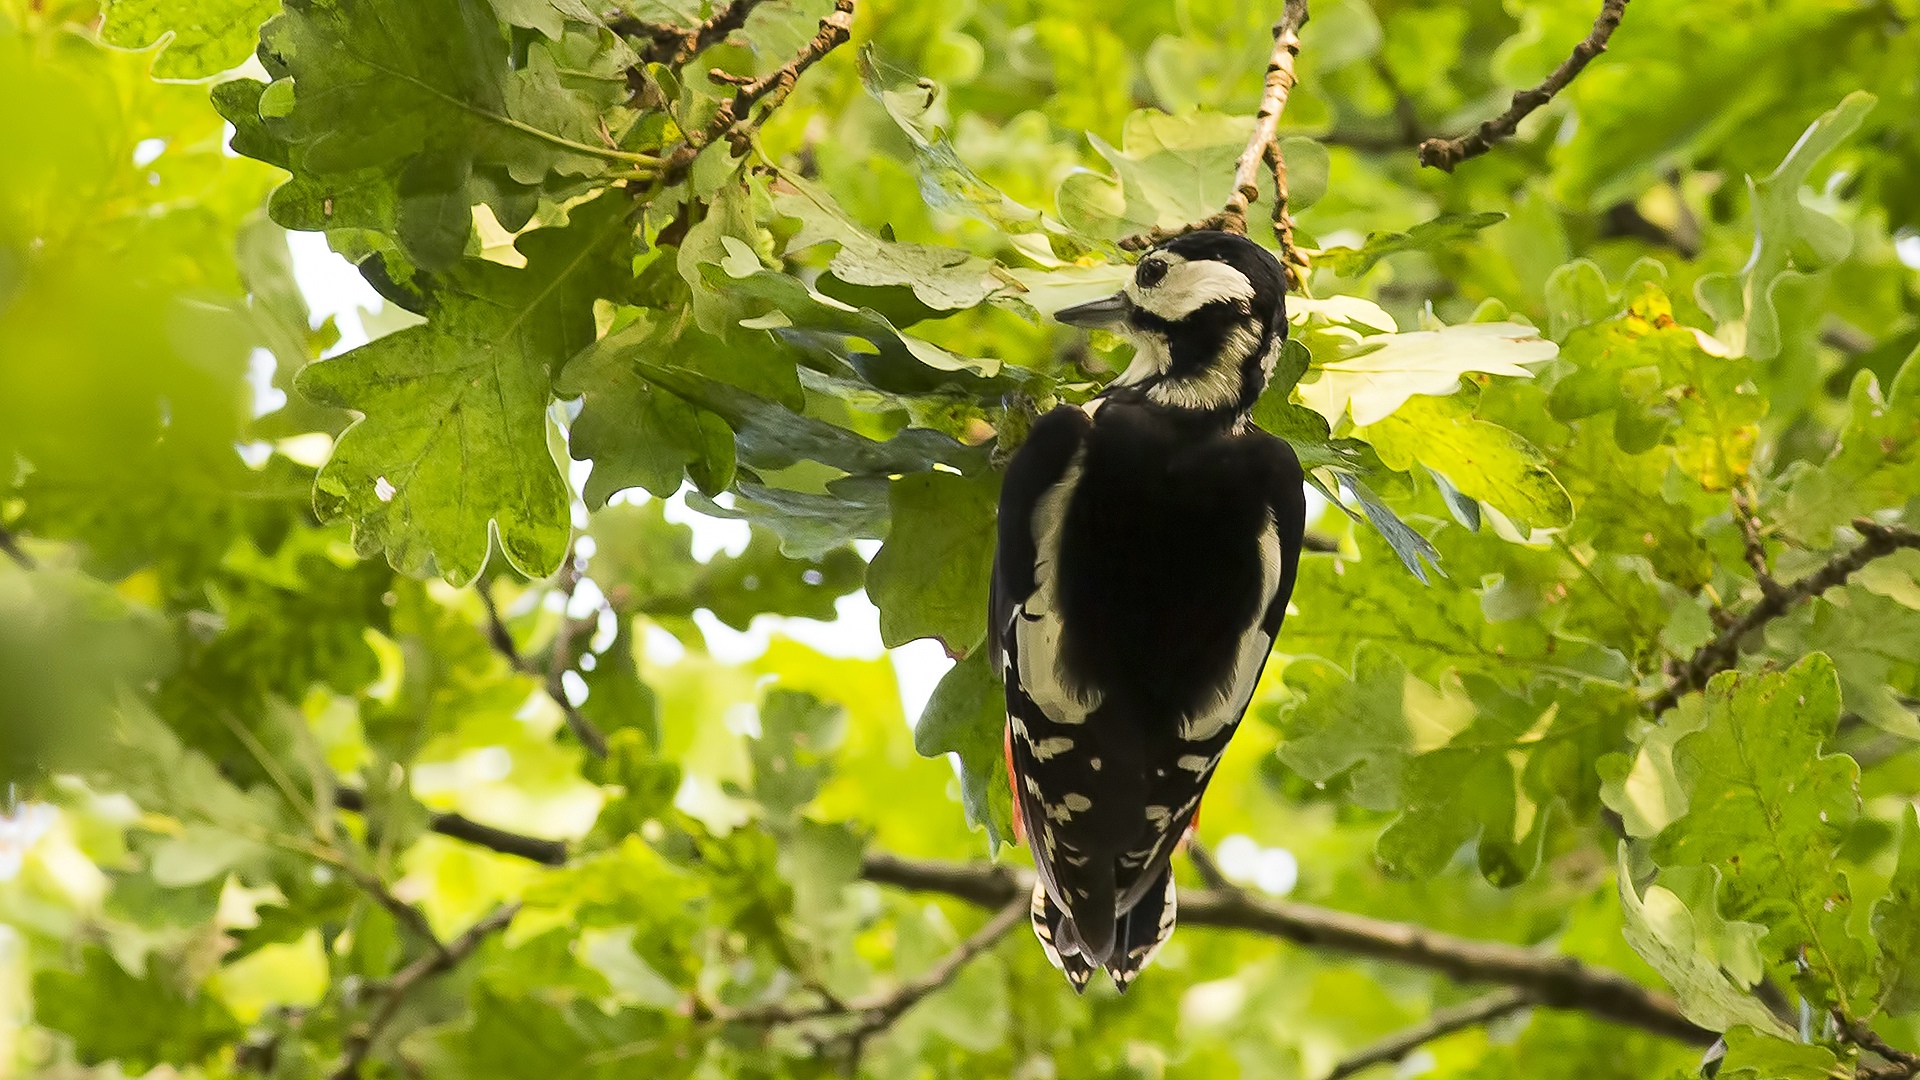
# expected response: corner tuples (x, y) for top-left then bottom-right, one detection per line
(1105, 867), (1177, 993)
(1029, 879), (1096, 993)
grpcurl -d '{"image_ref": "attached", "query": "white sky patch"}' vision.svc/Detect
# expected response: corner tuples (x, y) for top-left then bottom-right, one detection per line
(246, 346), (288, 417)
(0, 802), (58, 882)
(1897, 228), (1920, 270)
(1215, 833), (1300, 896)
(285, 230), (386, 354)
(132, 137), (167, 167)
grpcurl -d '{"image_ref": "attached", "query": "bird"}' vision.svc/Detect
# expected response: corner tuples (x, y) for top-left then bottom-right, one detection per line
(989, 230), (1306, 992)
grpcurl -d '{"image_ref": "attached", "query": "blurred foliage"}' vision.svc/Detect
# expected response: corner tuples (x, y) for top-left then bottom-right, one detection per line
(3, 0), (1920, 1077)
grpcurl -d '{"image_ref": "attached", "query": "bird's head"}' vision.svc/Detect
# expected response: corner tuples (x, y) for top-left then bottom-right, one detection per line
(1056, 231), (1288, 418)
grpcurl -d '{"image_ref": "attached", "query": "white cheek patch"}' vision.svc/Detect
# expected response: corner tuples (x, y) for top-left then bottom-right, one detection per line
(1129, 258), (1256, 321)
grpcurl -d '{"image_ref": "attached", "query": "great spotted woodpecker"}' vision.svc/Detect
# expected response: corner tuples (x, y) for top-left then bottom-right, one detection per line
(990, 231), (1306, 991)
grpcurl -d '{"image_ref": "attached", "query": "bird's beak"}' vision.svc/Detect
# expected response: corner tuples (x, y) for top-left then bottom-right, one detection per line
(1054, 291), (1134, 329)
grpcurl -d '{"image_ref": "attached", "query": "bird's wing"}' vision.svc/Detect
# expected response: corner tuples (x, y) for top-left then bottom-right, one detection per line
(1109, 432), (1307, 913)
(991, 406), (1106, 949)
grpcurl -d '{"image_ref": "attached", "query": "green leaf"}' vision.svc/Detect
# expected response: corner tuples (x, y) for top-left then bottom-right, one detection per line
(915, 648), (1015, 853)
(99, 0), (281, 80)
(867, 469), (1000, 654)
(746, 689), (846, 822)
(1740, 91), (1876, 360)
(34, 949), (244, 1072)
(1617, 850), (1792, 1037)
(1071, 110), (1251, 238)
(1358, 393), (1574, 532)
(1315, 212), (1507, 278)
(1873, 804), (1920, 1015)
(1651, 655), (1872, 1009)
(1544, 259), (1621, 341)
(1273, 646), (1411, 812)
(1778, 343), (1920, 545)
(298, 192), (633, 582)
(773, 173), (999, 310)
(559, 318), (742, 506)
(587, 500), (864, 632)
(1297, 321), (1556, 427)
(1717, 1028), (1841, 1080)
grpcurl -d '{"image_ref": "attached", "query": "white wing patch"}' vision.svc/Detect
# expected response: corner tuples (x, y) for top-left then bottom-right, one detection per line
(1177, 512), (1284, 742)
(1031, 736), (1076, 760)
(1016, 445), (1101, 726)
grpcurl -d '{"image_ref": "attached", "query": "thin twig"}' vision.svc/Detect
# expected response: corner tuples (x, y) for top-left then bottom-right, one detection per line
(0, 526), (34, 570)
(1185, 838), (1238, 893)
(324, 855), (450, 963)
(614, 0), (775, 66)
(658, 0), (855, 183)
(475, 576), (609, 757)
(859, 853), (1712, 1046)
(1417, 0), (1629, 171)
(719, 898), (1028, 1040)
(1732, 486), (1785, 600)
(1371, 56), (1426, 146)
(1120, 0), (1312, 288)
(1324, 989), (1533, 1080)
(330, 904), (519, 1080)
(1838, 1012), (1920, 1078)
(334, 787), (569, 867)
(1649, 519), (1920, 714)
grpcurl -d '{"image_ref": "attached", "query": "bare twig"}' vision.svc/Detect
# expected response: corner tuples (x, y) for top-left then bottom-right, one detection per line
(330, 904), (519, 1080)
(334, 786), (569, 867)
(0, 526), (34, 570)
(1838, 1013), (1920, 1079)
(1185, 838), (1238, 893)
(1120, 0), (1312, 288)
(659, 0), (855, 183)
(1372, 56), (1426, 147)
(1417, 0), (1629, 171)
(1303, 531), (1341, 554)
(859, 853), (1712, 1046)
(324, 856), (449, 963)
(475, 576), (609, 757)
(1649, 518), (1920, 714)
(1732, 487), (1785, 600)
(1324, 989), (1534, 1080)
(614, 0), (776, 66)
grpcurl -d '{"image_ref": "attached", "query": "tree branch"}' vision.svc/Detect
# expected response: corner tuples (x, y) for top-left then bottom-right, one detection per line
(0, 525), (34, 570)
(659, 0), (856, 183)
(334, 786), (570, 867)
(859, 853), (1712, 1046)
(1324, 988), (1534, 1080)
(330, 904), (519, 1080)
(476, 575), (609, 758)
(305, 800), (1712, 1049)
(1416, 0), (1629, 171)
(1650, 518), (1920, 714)
(1120, 0), (1312, 288)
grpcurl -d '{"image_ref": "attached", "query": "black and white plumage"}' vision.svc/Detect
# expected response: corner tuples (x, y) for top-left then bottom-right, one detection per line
(990, 232), (1306, 991)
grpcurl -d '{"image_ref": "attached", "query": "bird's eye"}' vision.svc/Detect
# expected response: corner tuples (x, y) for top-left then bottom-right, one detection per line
(1135, 260), (1168, 288)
